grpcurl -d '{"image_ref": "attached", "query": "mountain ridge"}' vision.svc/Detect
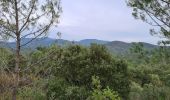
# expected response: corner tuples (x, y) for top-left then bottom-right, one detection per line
(0, 37), (158, 54)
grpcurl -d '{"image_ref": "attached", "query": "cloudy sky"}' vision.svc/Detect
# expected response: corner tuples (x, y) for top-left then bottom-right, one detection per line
(49, 0), (161, 44)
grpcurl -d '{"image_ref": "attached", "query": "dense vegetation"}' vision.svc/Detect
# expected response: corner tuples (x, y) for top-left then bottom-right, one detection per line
(0, 43), (170, 100)
(0, 0), (169, 99)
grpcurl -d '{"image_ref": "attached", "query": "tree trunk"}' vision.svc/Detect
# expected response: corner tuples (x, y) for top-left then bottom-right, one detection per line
(12, 0), (20, 100)
(12, 36), (20, 100)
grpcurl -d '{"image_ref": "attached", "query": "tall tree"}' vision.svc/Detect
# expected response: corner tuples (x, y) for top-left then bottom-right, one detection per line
(0, 0), (61, 99)
(127, 0), (170, 43)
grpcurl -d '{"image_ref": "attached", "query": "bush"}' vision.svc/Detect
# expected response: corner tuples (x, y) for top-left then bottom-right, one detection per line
(47, 77), (89, 100)
(88, 76), (121, 100)
(18, 86), (46, 100)
(55, 44), (130, 98)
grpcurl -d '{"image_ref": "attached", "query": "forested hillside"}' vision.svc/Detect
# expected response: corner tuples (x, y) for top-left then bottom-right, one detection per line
(0, 0), (169, 100)
(1, 43), (170, 99)
(0, 38), (158, 54)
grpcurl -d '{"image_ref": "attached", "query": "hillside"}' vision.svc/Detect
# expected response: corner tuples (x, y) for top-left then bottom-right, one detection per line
(105, 41), (157, 54)
(0, 38), (158, 54)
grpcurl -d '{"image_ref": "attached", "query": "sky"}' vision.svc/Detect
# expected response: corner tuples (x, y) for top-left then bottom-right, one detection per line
(49, 0), (162, 44)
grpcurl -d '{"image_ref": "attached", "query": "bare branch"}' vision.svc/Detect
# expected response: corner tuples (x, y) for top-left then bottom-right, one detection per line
(160, 0), (170, 4)
(19, 0), (36, 33)
(20, 21), (53, 47)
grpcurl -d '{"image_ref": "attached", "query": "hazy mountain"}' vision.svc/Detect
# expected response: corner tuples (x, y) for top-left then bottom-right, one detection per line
(0, 38), (70, 49)
(78, 39), (109, 46)
(105, 41), (157, 54)
(0, 38), (158, 54)
(105, 41), (132, 54)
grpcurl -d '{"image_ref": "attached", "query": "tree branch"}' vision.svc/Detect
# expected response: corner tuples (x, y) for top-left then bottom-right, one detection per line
(19, 0), (36, 33)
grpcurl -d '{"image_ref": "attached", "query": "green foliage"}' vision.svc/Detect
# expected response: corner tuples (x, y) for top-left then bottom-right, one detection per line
(142, 84), (170, 100)
(47, 78), (69, 100)
(1, 43), (170, 100)
(0, 48), (11, 70)
(150, 47), (170, 65)
(47, 77), (89, 100)
(129, 81), (170, 100)
(129, 82), (143, 100)
(33, 44), (130, 99)
(128, 44), (170, 100)
(130, 42), (147, 58)
(127, 0), (170, 42)
(88, 76), (121, 100)
(129, 42), (149, 64)
(7, 54), (27, 71)
(52, 44), (130, 98)
(0, 48), (27, 71)
(64, 86), (89, 100)
(18, 87), (46, 100)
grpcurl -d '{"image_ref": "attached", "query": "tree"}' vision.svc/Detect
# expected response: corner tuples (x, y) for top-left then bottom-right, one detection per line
(54, 44), (130, 98)
(129, 42), (149, 64)
(0, 0), (61, 99)
(130, 42), (146, 58)
(127, 0), (170, 43)
(88, 76), (121, 100)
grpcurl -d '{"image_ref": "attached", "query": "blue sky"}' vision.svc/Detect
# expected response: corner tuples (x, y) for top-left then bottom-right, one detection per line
(49, 0), (161, 44)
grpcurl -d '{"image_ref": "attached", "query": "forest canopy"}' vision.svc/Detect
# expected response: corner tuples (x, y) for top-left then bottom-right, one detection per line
(0, 0), (170, 100)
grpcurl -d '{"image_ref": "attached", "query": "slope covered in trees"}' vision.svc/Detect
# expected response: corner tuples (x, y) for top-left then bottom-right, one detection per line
(0, 0), (170, 99)
(1, 43), (170, 99)
(0, 37), (159, 54)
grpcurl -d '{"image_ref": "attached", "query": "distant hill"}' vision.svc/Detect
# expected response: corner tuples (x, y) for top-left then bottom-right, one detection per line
(0, 37), (158, 54)
(105, 41), (132, 54)
(0, 38), (71, 49)
(78, 39), (109, 46)
(105, 41), (157, 54)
